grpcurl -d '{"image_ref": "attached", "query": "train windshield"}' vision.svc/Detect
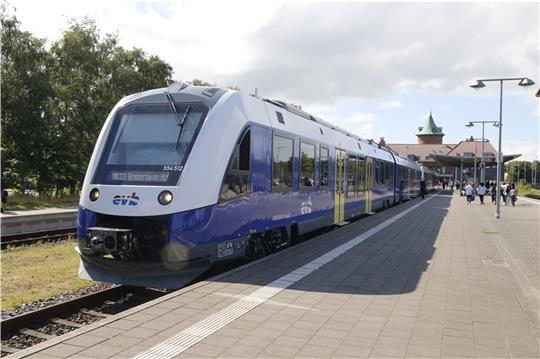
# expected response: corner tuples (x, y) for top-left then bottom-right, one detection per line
(93, 103), (208, 186)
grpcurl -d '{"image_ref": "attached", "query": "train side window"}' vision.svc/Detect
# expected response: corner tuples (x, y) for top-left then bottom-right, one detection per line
(374, 160), (380, 185)
(300, 142), (315, 188)
(220, 129), (251, 201)
(272, 135), (294, 192)
(320, 147), (329, 188)
(347, 155), (357, 197)
(357, 156), (365, 194)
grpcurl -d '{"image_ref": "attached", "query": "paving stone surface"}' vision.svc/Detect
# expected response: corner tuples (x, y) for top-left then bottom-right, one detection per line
(11, 191), (539, 358)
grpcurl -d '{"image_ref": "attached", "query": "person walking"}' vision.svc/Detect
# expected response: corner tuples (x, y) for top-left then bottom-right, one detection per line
(505, 182), (512, 205)
(509, 184), (517, 207)
(465, 183), (474, 204)
(477, 182), (487, 205)
(490, 183), (497, 204)
(501, 182), (507, 205)
(420, 178), (427, 199)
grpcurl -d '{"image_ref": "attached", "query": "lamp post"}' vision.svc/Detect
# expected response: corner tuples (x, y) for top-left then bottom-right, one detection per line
(470, 77), (535, 218)
(465, 121), (498, 183)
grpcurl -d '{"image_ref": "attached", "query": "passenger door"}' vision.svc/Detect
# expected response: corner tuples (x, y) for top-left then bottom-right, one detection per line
(365, 157), (373, 213)
(334, 149), (346, 223)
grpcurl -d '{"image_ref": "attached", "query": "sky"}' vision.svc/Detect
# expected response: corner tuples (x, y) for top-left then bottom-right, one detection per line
(8, 1), (540, 160)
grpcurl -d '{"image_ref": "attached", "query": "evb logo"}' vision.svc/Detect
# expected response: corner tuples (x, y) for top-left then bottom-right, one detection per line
(113, 192), (140, 206)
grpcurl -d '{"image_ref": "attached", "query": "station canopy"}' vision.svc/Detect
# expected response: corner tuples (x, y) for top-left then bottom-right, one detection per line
(430, 154), (521, 167)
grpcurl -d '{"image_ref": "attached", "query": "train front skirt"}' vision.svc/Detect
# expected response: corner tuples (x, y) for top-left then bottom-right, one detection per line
(75, 247), (212, 289)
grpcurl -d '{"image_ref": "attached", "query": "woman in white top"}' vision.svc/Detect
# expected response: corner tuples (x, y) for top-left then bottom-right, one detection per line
(509, 185), (517, 207)
(465, 183), (474, 204)
(477, 182), (487, 205)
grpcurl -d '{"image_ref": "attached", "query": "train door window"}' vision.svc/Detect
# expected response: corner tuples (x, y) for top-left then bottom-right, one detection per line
(300, 141), (315, 188)
(386, 162), (391, 185)
(347, 155), (357, 197)
(357, 156), (365, 194)
(374, 160), (380, 185)
(219, 129), (251, 201)
(320, 147), (329, 187)
(272, 135), (294, 192)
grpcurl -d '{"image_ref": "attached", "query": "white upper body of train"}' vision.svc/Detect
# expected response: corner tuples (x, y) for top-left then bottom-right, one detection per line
(80, 84), (423, 216)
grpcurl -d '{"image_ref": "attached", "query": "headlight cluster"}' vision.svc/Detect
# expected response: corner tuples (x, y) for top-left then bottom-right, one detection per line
(89, 188), (100, 201)
(158, 190), (173, 205)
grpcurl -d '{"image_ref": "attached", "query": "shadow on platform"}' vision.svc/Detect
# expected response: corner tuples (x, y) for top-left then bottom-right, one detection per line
(210, 194), (451, 296)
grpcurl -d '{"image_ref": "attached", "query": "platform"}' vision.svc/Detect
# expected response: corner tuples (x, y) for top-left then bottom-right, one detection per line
(9, 191), (539, 358)
(0, 208), (77, 236)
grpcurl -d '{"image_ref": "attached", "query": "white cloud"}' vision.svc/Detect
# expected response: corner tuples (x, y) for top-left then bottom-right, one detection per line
(7, 1), (539, 107)
(380, 100), (403, 109)
(8, 0), (287, 79)
(324, 112), (377, 140)
(229, 3), (538, 106)
(504, 139), (540, 161)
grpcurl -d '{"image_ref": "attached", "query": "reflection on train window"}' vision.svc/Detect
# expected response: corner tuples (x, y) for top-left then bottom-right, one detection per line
(357, 156), (365, 194)
(385, 162), (391, 185)
(220, 129), (251, 201)
(320, 147), (329, 187)
(93, 103), (207, 186)
(347, 155), (357, 197)
(272, 135), (294, 192)
(300, 142), (315, 188)
(374, 160), (380, 185)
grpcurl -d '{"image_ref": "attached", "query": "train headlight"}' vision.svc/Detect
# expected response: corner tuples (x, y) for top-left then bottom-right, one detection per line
(89, 188), (100, 202)
(158, 190), (173, 205)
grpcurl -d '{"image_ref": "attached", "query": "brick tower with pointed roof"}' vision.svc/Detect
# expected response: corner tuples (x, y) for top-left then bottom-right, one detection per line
(416, 112), (444, 144)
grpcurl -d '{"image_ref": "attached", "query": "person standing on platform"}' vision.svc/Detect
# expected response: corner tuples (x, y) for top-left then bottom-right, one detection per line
(490, 183), (497, 204)
(477, 182), (487, 205)
(509, 184), (517, 207)
(505, 182), (512, 205)
(465, 183), (474, 204)
(420, 178), (426, 199)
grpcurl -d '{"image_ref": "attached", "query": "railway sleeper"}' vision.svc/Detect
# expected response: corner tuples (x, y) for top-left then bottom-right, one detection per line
(81, 309), (111, 318)
(1, 344), (20, 354)
(19, 329), (54, 340)
(52, 318), (83, 328)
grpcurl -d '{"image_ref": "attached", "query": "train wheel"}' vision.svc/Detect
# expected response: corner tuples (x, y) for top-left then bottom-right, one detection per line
(265, 228), (289, 253)
(245, 234), (266, 260)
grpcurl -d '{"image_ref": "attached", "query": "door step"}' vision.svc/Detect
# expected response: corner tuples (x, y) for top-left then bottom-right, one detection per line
(366, 212), (376, 215)
(335, 221), (349, 227)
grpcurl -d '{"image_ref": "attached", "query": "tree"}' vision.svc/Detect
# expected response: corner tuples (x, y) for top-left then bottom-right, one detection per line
(47, 18), (173, 193)
(1, 12), (54, 193)
(2, 13), (174, 194)
(189, 79), (212, 86)
(506, 160), (533, 184)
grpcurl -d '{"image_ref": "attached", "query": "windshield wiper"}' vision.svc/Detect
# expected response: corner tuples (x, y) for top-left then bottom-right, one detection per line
(164, 92), (190, 149)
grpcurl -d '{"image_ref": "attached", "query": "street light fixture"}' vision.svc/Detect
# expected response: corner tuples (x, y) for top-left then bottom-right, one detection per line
(469, 77), (535, 219)
(465, 120), (498, 183)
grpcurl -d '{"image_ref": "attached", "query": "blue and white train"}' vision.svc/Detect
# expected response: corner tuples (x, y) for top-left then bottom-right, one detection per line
(77, 83), (437, 288)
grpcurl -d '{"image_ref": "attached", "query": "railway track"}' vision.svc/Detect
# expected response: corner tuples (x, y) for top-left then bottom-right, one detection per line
(0, 285), (168, 357)
(0, 228), (76, 249)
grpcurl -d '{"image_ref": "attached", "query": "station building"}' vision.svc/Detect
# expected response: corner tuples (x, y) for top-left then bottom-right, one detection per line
(383, 113), (520, 185)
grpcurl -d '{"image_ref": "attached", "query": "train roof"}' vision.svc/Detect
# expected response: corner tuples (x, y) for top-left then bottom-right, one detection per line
(120, 82), (423, 167)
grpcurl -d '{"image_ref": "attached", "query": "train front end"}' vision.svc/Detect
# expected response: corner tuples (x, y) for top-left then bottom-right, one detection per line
(77, 84), (229, 288)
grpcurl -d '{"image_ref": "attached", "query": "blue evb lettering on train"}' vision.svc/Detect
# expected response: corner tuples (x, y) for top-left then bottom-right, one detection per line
(112, 192), (140, 206)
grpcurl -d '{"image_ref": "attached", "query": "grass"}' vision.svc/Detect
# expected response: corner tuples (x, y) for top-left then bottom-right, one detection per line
(4, 194), (79, 211)
(517, 182), (540, 200)
(1, 239), (95, 310)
